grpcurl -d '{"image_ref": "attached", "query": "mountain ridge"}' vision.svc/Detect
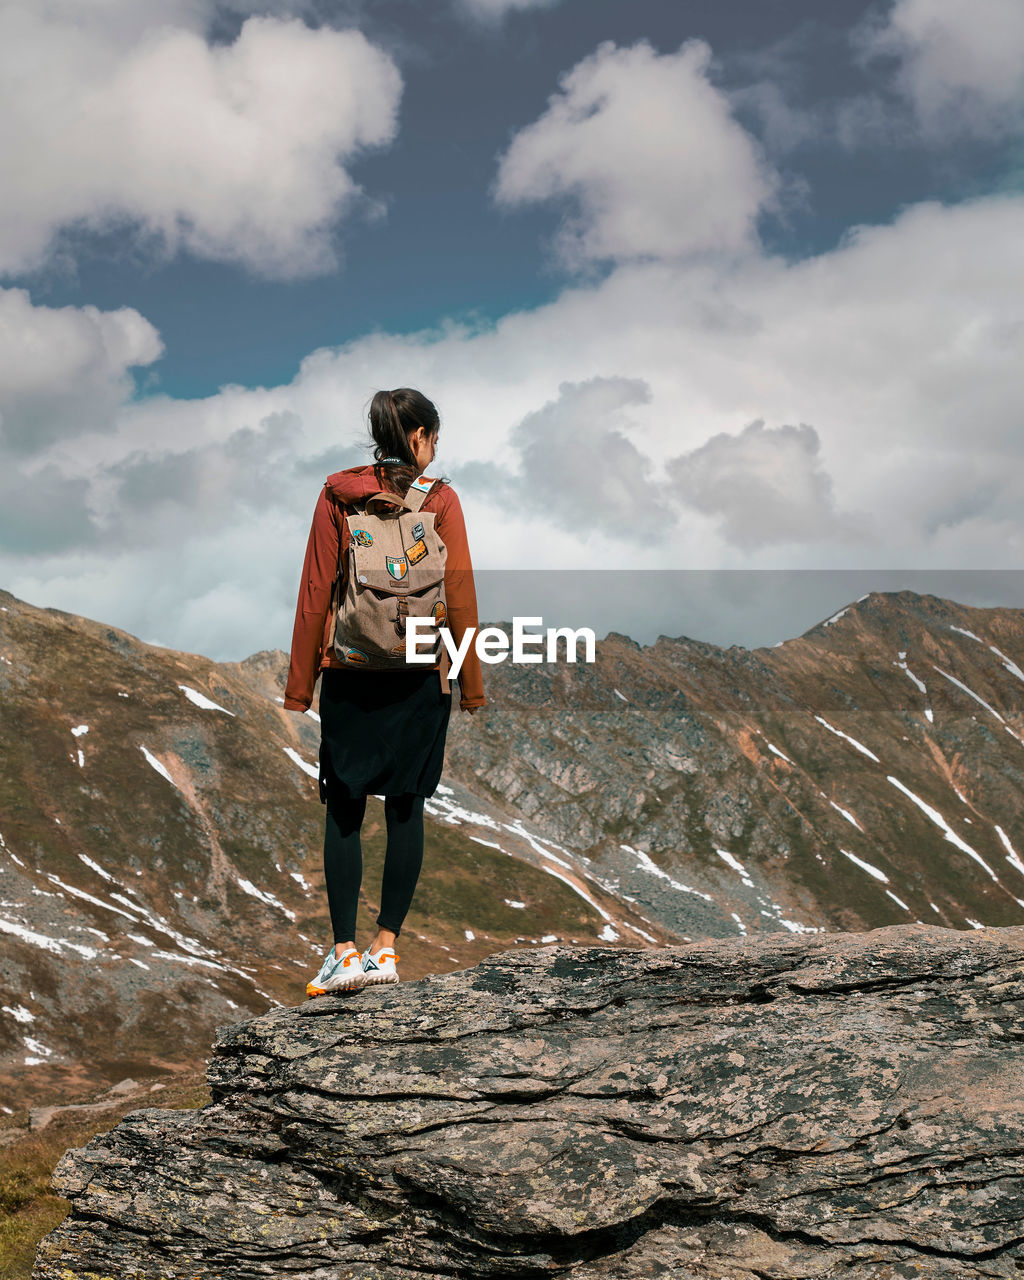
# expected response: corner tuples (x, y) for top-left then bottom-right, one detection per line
(2, 585), (1022, 1118)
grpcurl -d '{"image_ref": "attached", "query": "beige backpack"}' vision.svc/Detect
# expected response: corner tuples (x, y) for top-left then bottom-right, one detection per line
(328, 473), (452, 692)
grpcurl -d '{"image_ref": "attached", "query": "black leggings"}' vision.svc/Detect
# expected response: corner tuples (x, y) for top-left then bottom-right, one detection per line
(323, 786), (426, 945)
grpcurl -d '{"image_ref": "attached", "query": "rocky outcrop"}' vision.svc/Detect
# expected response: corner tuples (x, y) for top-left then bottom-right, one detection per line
(35, 922), (1024, 1278)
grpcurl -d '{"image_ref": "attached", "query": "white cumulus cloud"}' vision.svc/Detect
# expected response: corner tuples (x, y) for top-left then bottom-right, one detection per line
(0, 287), (162, 455)
(665, 419), (870, 550)
(5, 185), (1023, 655)
(853, 0), (1024, 140)
(493, 38), (781, 265)
(2, 34), (1024, 654)
(0, 5), (402, 277)
(458, 376), (676, 537)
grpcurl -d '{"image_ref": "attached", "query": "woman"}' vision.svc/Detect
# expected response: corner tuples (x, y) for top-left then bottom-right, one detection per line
(283, 388), (486, 997)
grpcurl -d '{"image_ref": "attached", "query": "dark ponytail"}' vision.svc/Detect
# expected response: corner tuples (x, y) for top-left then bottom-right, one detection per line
(367, 388), (448, 494)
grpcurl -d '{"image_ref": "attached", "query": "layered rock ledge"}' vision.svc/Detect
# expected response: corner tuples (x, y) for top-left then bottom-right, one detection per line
(34, 923), (1024, 1279)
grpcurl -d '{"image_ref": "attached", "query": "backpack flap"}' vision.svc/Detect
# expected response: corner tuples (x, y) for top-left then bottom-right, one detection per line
(334, 504), (448, 669)
(346, 509), (445, 595)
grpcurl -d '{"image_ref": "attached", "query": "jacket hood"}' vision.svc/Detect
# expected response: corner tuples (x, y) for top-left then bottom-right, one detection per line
(325, 464), (443, 506)
(324, 465), (391, 505)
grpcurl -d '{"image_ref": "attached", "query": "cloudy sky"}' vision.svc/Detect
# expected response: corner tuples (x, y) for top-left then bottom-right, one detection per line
(1, 0), (1022, 657)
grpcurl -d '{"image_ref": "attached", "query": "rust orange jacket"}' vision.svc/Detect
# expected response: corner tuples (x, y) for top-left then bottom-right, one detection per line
(283, 465), (486, 712)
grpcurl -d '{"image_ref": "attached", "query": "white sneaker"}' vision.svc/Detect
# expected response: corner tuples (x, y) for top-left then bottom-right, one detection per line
(306, 945), (365, 998)
(360, 944), (400, 986)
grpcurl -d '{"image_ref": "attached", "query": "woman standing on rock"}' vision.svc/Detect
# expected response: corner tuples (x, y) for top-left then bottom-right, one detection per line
(284, 388), (486, 997)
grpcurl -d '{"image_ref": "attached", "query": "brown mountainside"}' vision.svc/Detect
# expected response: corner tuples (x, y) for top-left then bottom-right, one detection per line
(442, 590), (1024, 942)
(0, 589), (657, 1115)
(1, 587), (1023, 1117)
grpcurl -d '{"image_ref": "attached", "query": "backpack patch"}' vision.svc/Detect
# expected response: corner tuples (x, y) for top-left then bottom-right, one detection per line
(352, 529), (373, 547)
(409, 474), (435, 494)
(406, 538), (427, 565)
(386, 556), (408, 580)
(432, 599), (447, 625)
(411, 521), (424, 540)
(343, 646), (368, 664)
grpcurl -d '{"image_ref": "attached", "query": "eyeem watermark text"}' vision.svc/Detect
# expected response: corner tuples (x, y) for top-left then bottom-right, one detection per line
(406, 615), (595, 680)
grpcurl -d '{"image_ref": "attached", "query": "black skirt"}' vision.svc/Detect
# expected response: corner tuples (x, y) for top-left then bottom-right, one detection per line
(317, 666), (452, 803)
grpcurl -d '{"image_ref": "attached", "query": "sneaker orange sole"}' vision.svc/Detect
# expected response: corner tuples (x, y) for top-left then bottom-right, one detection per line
(305, 981), (362, 998)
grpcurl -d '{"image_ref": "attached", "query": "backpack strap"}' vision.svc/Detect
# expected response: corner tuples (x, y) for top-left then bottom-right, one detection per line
(325, 487), (348, 652)
(363, 489), (414, 513)
(401, 475), (447, 689)
(404, 474), (440, 511)
(438, 643), (450, 695)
